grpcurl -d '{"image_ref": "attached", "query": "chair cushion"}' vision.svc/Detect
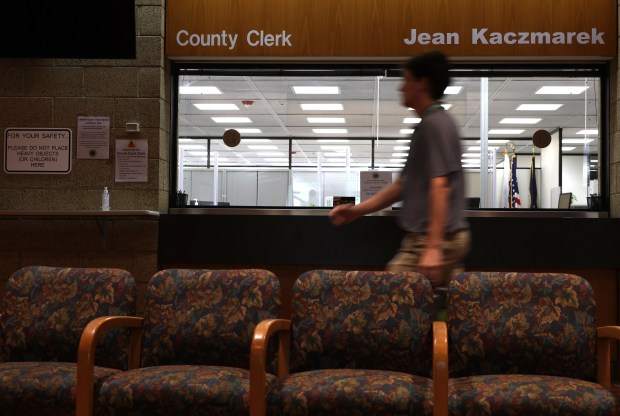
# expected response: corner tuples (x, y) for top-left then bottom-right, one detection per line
(290, 270), (434, 376)
(268, 368), (433, 415)
(447, 272), (597, 379)
(0, 361), (121, 415)
(448, 374), (620, 415)
(96, 365), (278, 415)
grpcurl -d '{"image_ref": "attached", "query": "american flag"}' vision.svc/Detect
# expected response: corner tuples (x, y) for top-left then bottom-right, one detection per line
(509, 154), (521, 208)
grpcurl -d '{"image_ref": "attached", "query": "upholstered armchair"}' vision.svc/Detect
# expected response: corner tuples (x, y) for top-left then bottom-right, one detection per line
(250, 269), (437, 416)
(77, 268), (281, 416)
(0, 266), (137, 416)
(433, 271), (620, 415)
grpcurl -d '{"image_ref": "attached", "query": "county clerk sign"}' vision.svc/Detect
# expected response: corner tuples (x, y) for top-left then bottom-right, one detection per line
(165, 0), (616, 59)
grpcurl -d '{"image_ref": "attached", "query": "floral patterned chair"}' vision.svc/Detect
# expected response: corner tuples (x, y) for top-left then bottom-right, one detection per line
(0, 266), (137, 416)
(250, 269), (437, 416)
(77, 268), (281, 416)
(433, 271), (620, 416)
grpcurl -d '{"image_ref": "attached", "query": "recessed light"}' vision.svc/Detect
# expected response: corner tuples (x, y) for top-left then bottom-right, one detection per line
(517, 104), (563, 111)
(394, 146), (410, 151)
(461, 159), (481, 164)
(499, 118), (541, 124)
(462, 153), (481, 158)
(397, 139), (411, 143)
(307, 117), (346, 123)
(294, 86), (340, 94)
(403, 117), (421, 124)
(194, 103), (239, 110)
(400, 129), (415, 135)
(444, 86), (462, 94)
(576, 129), (598, 135)
(390, 159), (406, 163)
(211, 117), (252, 123)
(312, 128), (348, 134)
(441, 104), (452, 110)
(317, 139), (350, 143)
(562, 139), (594, 144)
(257, 152), (285, 156)
(301, 103), (343, 111)
(180, 86), (222, 95)
(235, 128), (262, 134)
(247, 145), (278, 150)
(535, 86), (588, 95)
(392, 153), (408, 157)
(488, 129), (524, 135)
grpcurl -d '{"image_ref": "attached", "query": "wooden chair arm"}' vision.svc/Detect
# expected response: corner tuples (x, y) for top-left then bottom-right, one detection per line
(250, 318), (291, 416)
(76, 316), (144, 416)
(433, 321), (449, 416)
(597, 325), (620, 389)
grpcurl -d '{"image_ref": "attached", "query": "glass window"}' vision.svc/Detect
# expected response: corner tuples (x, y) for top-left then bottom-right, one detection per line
(173, 65), (605, 210)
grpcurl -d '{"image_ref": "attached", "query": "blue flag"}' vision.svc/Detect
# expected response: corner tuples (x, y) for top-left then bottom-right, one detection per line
(529, 155), (538, 208)
(509, 154), (521, 208)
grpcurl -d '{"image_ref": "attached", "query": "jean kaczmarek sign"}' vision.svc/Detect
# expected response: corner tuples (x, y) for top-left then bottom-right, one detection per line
(165, 0), (616, 60)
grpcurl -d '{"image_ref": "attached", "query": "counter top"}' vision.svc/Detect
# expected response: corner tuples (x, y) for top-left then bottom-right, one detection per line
(0, 210), (160, 219)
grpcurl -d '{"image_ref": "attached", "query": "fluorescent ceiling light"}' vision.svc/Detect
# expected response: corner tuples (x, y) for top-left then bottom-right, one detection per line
(312, 128), (348, 134)
(403, 117), (421, 124)
(517, 104), (563, 111)
(462, 159), (481, 164)
(257, 152), (285, 156)
(444, 86), (462, 94)
(562, 139), (594, 144)
(562, 147), (576, 151)
(488, 129), (525, 135)
(390, 159), (406, 163)
(576, 129), (598, 135)
(242, 138), (271, 143)
(180, 86), (222, 95)
(235, 128), (262, 134)
(307, 117), (346, 123)
(535, 86), (588, 95)
(320, 145), (348, 150)
(247, 145), (278, 150)
(212, 117), (252, 123)
(499, 118), (541, 124)
(194, 103), (239, 111)
(400, 129), (415, 135)
(301, 103), (343, 111)
(591, 159), (599, 163)
(317, 139), (350, 143)
(294, 86), (340, 94)
(394, 146), (410, 151)
(441, 104), (452, 110)
(397, 139), (411, 143)
(477, 139), (509, 144)
(392, 153), (408, 157)
(462, 153), (481, 158)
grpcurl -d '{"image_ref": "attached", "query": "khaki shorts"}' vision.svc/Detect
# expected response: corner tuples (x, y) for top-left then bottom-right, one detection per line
(386, 228), (471, 288)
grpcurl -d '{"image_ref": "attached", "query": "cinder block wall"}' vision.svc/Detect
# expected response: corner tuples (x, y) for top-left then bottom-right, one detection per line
(0, 0), (169, 212)
(0, 1), (168, 311)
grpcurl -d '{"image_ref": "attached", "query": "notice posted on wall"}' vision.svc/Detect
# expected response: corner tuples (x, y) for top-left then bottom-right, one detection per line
(77, 116), (110, 159)
(360, 171), (392, 203)
(4, 128), (72, 174)
(115, 139), (148, 182)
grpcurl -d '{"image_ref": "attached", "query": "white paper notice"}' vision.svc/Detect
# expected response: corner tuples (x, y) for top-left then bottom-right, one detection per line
(77, 116), (110, 159)
(115, 139), (148, 182)
(360, 171), (392, 203)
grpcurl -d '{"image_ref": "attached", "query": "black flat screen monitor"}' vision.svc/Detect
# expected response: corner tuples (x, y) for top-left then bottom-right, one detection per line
(0, 0), (136, 59)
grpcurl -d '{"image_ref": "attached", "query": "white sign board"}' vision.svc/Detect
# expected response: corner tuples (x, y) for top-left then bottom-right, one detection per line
(115, 139), (148, 182)
(4, 128), (72, 174)
(360, 171), (392, 202)
(77, 116), (110, 159)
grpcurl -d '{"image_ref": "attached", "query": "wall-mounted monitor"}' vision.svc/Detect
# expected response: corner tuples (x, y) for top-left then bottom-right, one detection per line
(0, 0), (136, 59)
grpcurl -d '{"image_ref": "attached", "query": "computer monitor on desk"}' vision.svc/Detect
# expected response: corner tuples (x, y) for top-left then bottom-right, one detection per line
(558, 192), (572, 209)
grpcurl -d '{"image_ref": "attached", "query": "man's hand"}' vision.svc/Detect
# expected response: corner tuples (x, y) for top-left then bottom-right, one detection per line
(329, 204), (359, 226)
(417, 246), (445, 287)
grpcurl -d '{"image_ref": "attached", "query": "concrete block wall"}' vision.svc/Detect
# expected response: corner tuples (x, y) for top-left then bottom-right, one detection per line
(0, 213), (158, 315)
(0, 0), (169, 213)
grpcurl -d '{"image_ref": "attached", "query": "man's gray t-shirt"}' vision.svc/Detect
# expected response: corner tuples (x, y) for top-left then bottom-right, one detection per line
(399, 106), (468, 233)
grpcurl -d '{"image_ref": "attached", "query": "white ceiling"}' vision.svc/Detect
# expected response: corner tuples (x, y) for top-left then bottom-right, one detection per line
(176, 73), (601, 169)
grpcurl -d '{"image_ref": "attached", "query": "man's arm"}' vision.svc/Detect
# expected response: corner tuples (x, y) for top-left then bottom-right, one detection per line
(329, 178), (403, 226)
